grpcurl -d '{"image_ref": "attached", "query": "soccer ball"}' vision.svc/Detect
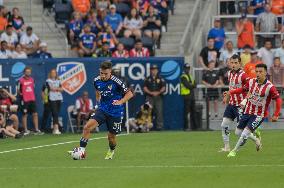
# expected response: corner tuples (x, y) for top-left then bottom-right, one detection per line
(70, 147), (86, 160)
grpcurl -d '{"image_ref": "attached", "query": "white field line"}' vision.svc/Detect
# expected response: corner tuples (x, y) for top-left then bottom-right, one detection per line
(0, 133), (129, 154)
(0, 164), (284, 170)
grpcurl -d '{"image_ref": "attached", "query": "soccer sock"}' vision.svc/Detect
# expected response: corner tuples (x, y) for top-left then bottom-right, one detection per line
(109, 143), (116, 151)
(233, 129), (251, 152)
(221, 118), (233, 148)
(80, 137), (89, 148)
(248, 133), (257, 142)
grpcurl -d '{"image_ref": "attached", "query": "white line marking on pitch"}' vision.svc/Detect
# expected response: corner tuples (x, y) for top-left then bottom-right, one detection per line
(0, 133), (128, 154)
(0, 164), (284, 170)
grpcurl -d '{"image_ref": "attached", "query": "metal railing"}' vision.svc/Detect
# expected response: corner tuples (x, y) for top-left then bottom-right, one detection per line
(178, 0), (204, 55)
(41, 10), (69, 57)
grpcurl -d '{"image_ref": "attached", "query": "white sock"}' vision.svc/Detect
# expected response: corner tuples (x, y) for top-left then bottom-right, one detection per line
(221, 118), (233, 148)
(233, 129), (251, 151)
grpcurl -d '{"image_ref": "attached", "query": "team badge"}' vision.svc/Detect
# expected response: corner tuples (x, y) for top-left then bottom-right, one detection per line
(108, 85), (112, 90)
(56, 62), (87, 95)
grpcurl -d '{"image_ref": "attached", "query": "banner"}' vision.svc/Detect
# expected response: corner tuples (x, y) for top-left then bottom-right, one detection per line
(0, 57), (184, 130)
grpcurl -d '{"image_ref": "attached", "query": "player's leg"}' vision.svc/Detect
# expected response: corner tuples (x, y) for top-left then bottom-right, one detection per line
(220, 117), (233, 152)
(105, 115), (122, 159)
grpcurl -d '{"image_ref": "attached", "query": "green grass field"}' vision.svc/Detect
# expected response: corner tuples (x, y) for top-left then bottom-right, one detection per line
(1, 131), (284, 188)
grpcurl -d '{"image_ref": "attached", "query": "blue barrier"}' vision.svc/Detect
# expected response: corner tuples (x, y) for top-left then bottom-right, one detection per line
(0, 57), (184, 130)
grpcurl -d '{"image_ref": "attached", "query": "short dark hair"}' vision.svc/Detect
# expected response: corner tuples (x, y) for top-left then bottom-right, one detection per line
(6, 25), (13, 29)
(274, 57), (280, 61)
(255, 63), (267, 71)
(100, 61), (112, 70)
(231, 54), (241, 62)
(207, 37), (214, 41)
(24, 66), (32, 72)
(264, 40), (272, 44)
(1, 41), (7, 45)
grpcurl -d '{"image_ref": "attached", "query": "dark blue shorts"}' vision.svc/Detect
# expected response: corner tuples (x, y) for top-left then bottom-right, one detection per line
(237, 114), (264, 132)
(90, 109), (122, 135)
(223, 104), (242, 122)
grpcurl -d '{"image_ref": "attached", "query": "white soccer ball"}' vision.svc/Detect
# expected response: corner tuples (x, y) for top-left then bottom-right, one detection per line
(70, 147), (86, 160)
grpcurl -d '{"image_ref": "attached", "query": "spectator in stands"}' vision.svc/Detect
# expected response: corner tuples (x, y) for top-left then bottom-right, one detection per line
(104, 4), (123, 36)
(250, 0), (266, 15)
(275, 39), (284, 64)
(143, 64), (166, 130)
(143, 5), (161, 42)
(271, 0), (284, 15)
(32, 42), (52, 59)
(130, 39), (150, 57)
(71, 0), (91, 17)
(8, 7), (25, 36)
(208, 18), (226, 51)
(202, 60), (220, 118)
(46, 69), (63, 135)
(151, 0), (168, 32)
(68, 12), (84, 47)
(20, 26), (40, 56)
(255, 3), (278, 48)
(123, 8), (143, 39)
(219, 57), (231, 88)
(269, 57), (284, 87)
(220, 1), (235, 14)
(257, 40), (274, 69)
(85, 10), (103, 35)
(129, 102), (153, 133)
(243, 50), (262, 78)
(0, 87), (19, 130)
(75, 91), (94, 132)
(18, 67), (43, 135)
(112, 42), (129, 57)
(0, 41), (12, 59)
(219, 41), (236, 67)
(0, 6), (7, 32)
(97, 25), (118, 51)
(78, 24), (97, 57)
(95, 41), (112, 57)
(12, 43), (27, 59)
(236, 13), (255, 49)
(0, 25), (18, 51)
(95, 0), (110, 11)
(240, 45), (252, 67)
(198, 37), (219, 69)
(133, 0), (150, 16)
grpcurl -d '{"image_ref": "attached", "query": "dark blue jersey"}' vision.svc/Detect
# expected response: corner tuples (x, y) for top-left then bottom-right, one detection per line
(94, 75), (128, 117)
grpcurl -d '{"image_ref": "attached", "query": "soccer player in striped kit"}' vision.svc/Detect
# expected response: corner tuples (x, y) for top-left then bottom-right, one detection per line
(220, 54), (249, 152)
(227, 64), (282, 157)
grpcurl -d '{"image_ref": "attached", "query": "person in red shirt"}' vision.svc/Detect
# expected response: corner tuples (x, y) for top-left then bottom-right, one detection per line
(112, 43), (129, 58)
(227, 64), (282, 157)
(0, 6), (8, 32)
(236, 13), (255, 49)
(129, 39), (150, 57)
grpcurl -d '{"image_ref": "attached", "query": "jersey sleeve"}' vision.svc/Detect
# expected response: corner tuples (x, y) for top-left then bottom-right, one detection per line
(241, 72), (249, 86)
(93, 77), (99, 90)
(269, 85), (280, 100)
(112, 76), (128, 94)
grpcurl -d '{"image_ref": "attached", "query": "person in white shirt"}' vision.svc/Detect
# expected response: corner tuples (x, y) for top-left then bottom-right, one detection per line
(20, 26), (40, 55)
(274, 39), (284, 64)
(0, 25), (18, 50)
(0, 41), (12, 59)
(123, 8), (143, 39)
(12, 43), (27, 59)
(219, 40), (237, 67)
(257, 40), (274, 69)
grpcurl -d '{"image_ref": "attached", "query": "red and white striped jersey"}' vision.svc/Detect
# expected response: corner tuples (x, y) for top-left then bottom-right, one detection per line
(244, 78), (280, 117)
(112, 50), (129, 58)
(129, 48), (150, 57)
(228, 69), (248, 106)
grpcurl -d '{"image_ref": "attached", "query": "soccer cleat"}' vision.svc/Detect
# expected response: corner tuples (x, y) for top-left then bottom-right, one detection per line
(227, 150), (237, 158)
(255, 138), (262, 151)
(23, 130), (31, 136)
(218, 147), (230, 152)
(105, 149), (114, 160)
(33, 130), (44, 135)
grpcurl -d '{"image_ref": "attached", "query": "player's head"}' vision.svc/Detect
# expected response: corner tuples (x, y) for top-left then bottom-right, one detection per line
(48, 69), (58, 79)
(24, 67), (32, 77)
(100, 61), (112, 81)
(230, 54), (241, 71)
(255, 63), (267, 81)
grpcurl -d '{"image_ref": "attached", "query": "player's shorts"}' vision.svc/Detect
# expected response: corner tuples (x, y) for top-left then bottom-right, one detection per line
(90, 109), (122, 135)
(237, 114), (264, 132)
(21, 101), (37, 114)
(223, 104), (243, 122)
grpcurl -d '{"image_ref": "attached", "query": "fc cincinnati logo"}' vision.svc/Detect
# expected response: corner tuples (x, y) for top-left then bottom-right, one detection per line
(56, 62), (87, 95)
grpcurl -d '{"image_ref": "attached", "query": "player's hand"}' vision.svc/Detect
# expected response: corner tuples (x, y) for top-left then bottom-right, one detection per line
(271, 116), (279, 122)
(112, 100), (123, 105)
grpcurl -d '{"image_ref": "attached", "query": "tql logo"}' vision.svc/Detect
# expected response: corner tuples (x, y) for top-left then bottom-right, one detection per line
(56, 62), (86, 95)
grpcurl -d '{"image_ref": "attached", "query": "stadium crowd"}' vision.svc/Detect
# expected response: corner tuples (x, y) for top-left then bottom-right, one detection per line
(198, 0), (284, 118)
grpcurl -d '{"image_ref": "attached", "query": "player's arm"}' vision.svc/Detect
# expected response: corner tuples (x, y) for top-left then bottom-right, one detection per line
(270, 86), (282, 122)
(112, 90), (133, 105)
(95, 90), (101, 103)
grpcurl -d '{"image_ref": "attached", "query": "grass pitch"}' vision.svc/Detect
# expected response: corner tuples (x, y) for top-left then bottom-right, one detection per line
(0, 131), (284, 188)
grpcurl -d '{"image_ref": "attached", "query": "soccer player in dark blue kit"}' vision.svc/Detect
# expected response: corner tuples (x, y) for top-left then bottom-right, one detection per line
(73, 61), (133, 159)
